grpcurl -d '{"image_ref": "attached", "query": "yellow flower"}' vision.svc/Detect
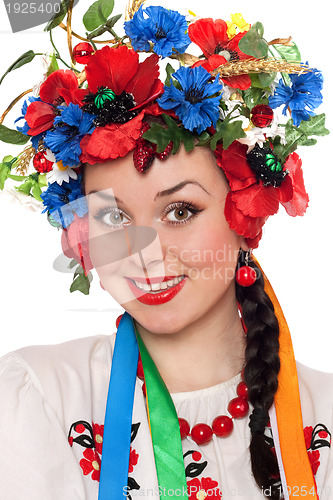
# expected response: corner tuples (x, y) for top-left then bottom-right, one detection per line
(227, 13), (251, 39)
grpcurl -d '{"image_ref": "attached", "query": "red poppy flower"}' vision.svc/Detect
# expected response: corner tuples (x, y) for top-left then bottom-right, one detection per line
(187, 477), (222, 500)
(80, 45), (164, 163)
(61, 213), (93, 274)
(25, 70), (84, 136)
(188, 18), (252, 89)
(80, 449), (101, 482)
(128, 447), (139, 473)
(215, 141), (309, 248)
(93, 423), (104, 455)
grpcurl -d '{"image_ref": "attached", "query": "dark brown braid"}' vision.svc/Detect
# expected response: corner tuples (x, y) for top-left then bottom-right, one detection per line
(236, 251), (281, 499)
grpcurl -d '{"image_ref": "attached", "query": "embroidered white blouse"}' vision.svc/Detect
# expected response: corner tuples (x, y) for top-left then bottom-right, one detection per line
(0, 333), (332, 500)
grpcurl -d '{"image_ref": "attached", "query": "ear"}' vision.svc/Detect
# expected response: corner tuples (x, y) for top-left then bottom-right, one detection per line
(239, 237), (250, 253)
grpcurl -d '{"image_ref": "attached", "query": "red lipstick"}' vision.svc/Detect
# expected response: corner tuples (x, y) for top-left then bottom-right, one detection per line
(126, 275), (187, 305)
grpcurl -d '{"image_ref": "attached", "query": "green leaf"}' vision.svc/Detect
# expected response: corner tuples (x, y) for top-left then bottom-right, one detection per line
(258, 72), (276, 87)
(38, 174), (48, 188)
(31, 183), (42, 201)
(238, 22), (268, 58)
(210, 118), (246, 150)
(165, 63), (176, 87)
(46, 52), (59, 76)
(70, 269), (93, 295)
(241, 86), (268, 110)
(143, 115), (195, 155)
(16, 180), (33, 195)
(83, 0), (114, 31)
(0, 125), (30, 145)
(0, 163), (10, 190)
(0, 50), (36, 85)
(279, 114), (330, 160)
(273, 42), (301, 62)
(45, 0), (70, 31)
(297, 113), (330, 137)
(105, 13), (122, 28)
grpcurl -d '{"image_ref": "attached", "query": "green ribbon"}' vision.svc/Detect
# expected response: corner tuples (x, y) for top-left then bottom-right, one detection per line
(135, 329), (188, 499)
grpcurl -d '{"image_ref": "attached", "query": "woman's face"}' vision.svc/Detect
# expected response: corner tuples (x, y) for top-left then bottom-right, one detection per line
(84, 146), (246, 334)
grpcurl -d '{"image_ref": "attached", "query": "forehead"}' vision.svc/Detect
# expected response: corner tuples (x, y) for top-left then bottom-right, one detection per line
(84, 145), (228, 199)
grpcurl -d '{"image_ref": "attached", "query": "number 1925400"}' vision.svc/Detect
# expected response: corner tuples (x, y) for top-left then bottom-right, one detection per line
(5, 2), (61, 14)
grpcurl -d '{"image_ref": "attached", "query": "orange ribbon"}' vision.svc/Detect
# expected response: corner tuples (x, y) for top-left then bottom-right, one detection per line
(254, 258), (318, 499)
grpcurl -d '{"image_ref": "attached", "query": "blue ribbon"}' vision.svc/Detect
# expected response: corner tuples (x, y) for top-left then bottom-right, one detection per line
(98, 312), (139, 500)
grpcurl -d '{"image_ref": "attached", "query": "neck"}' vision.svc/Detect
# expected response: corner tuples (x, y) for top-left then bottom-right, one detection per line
(134, 288), (246, 393)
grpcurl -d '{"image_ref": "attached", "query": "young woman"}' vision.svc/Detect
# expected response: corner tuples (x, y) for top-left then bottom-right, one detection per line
(0, 2), (332, 499)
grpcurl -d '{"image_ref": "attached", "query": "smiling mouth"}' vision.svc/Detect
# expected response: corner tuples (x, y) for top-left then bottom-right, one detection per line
(129, 275), (186, 293)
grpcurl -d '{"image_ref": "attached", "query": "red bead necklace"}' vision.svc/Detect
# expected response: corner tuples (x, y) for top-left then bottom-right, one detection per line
(137, 356), (249, 446)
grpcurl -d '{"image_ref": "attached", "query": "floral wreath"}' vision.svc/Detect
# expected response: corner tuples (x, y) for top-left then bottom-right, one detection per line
(0, 0), (329, 294)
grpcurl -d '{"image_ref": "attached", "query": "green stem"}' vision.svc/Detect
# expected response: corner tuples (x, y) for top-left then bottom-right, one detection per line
(104, 26), (120, 40)
(49, 30), (79, 72)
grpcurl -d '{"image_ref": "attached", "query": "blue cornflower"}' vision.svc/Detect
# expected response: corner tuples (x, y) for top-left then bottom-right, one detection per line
(41, 176), (87, 228)
(269, 68), (323, 127)
(15, 97), (43, 150)
(157, 66), (223, 134)
(124, 5), (191, 58)
(44, 103), (96, 167)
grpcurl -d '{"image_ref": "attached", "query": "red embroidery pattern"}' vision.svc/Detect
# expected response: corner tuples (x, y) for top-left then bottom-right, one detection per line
(68, 420), (140, 488)
(303, 424), (331, 477)
(184, 450), (222, 500)
(187, 477), (222, 500)
(80, 448), (102, 482)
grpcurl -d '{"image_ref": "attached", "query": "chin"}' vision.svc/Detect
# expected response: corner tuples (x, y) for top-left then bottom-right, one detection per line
(124, 303), (189, 336)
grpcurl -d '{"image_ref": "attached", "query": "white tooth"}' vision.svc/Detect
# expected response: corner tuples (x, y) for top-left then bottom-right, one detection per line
(167, 280), (174, 286)
(160, 282), (168, 290)
(151, 283), (161, 291)
(143, 283), (152, 292)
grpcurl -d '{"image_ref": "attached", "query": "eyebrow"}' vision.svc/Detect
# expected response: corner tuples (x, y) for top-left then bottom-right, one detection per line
(87, 180), (211, 204)
(154, 180), (211, 201)
(87, 190), (120, 203)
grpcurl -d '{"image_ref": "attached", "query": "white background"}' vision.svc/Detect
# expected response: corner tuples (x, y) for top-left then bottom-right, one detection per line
(0, 0), (332, 371)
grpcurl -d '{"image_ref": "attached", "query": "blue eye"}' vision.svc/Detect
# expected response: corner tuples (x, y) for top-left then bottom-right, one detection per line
(93, 207), (131, 229)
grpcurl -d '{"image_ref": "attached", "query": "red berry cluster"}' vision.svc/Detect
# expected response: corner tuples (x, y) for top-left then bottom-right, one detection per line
(133, 122), (173, 173)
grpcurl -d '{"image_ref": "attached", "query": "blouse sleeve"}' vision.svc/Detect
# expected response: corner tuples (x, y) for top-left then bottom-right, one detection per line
(0, 353), (86, 500)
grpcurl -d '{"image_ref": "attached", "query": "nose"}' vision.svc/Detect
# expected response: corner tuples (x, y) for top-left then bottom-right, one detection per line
(125, 225), (166, 277)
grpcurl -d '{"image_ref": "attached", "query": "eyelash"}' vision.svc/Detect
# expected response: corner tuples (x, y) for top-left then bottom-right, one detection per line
(93, 201), (203, 229)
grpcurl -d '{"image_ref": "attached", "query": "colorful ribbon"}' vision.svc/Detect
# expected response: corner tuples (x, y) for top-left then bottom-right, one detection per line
(98, 312), (139, 500)
(136, 329), (188, 499)
(254, 258), (318, 499)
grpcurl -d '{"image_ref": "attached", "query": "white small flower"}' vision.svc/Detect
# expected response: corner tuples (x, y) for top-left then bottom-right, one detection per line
(2, 186), (43, 212)
(44, 150), (79, 185)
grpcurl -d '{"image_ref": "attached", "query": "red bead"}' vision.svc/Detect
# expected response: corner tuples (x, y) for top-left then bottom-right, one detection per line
(192, 451), (202, 462)
(178, 418), (190, 439)
(73, 43), (94, 64)
(137, 357), (144, 380)
(228, 397), (249, 419)
(212, 415), (234, 437)
(251, 104), (274, 128)
(236, 381), (249, 399)
(75, 423), (85, 433)
(33, 151), (53, 173)
(235, 266), (257, 287)
(319, 431), (328, 439)
(191, 423), (213, 445)
(115, 314), (123, 329)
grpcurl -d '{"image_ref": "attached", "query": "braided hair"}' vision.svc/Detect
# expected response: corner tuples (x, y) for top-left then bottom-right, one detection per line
(236, 251), (281, 499)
